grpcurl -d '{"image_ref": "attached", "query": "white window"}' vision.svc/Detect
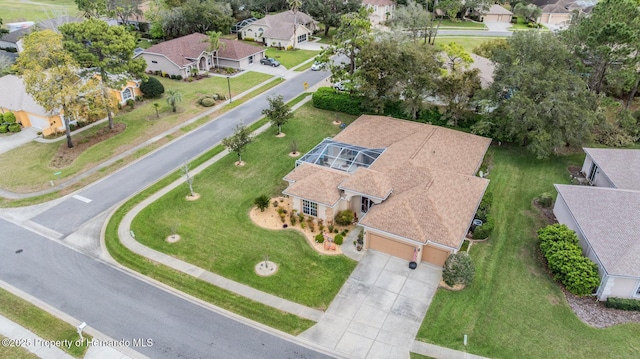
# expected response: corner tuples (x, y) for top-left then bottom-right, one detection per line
(122, 88), (133, 101)
(588, 163), (598, 182)
(302, 200), (318, 217)
(297, 34), (307, 43)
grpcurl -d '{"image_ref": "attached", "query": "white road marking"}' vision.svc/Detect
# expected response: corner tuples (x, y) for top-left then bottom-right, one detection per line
(72, 195), (92, 203)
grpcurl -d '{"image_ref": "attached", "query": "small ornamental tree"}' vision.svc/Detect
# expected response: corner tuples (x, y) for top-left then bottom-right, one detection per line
(166, 89), (182, 112)
(140, 77), (165, 98)
(334, 210), (354, 226)
(254, 195), (271, 212)
(442, 252), (475, 287)
(222, 123), (253, 164)
(262, 94), (293, 135)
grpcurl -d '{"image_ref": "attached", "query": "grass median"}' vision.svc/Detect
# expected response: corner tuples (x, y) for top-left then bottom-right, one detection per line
(416, 146), (640, 358)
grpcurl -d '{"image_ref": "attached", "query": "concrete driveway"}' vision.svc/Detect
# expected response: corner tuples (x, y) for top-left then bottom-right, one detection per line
(300, 250), (442, 358)
(246, 62), (289, 77)
(0, 127), (39, 155)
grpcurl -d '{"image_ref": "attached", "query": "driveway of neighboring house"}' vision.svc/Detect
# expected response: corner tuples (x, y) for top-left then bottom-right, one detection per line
(483, 21), (512, 32)
(300, 250), (442, 359)
(0, 127), (39, 155)
(246, 62), (289, 77)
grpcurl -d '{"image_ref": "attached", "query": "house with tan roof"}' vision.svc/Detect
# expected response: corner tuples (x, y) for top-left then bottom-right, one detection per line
(480, 4), (513, 23)
(283, 115), (491, 266)
(239, 10), (317, 49)
(553, 148), (640, 300)
(362, 0), (396, 27)
(137, 33), (266, 77)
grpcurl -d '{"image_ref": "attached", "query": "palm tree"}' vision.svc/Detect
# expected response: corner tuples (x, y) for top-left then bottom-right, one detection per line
(205, 31), (222, 69)
(287, 0), (302, 49)
(166, 89), (182, 112)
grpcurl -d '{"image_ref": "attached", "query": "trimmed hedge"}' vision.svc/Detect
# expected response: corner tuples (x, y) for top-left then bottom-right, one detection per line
(312, 87), (363, 115)
(334, 210), (354, 226)
(605, 297), (640, 311)
(538, 224), (600, 296)
(473, 215), (494, 239)
(3, 112), (17, 123)
(443, 252), (475, 287)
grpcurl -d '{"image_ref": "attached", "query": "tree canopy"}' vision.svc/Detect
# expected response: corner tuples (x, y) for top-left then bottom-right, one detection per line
(474, 32), (598, 159)
(262, 95), (293, 135)
(305, 0), (361, 36)
(222, 123), (253, 164)
(153, 0), (234, 39)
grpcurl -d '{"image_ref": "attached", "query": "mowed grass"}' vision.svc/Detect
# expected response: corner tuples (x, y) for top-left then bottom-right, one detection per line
(131, 103), (357, 308)
(436, 36), (507, 54)
(265, 48), (319, 69)
(437, 19), (487, 29)
(0, 337), (39, 359)
(0, 0), (78, 23)
(0, 72), (272, 193)
(0, 288), (90, 357)
(416, 146), (640, 358)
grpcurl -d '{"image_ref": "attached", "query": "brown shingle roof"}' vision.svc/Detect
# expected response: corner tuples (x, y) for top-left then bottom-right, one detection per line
(363, 0), (395, 5)
(584, 148), (640, 191)
(541, 4), (571, 13)
(555, 184), (640, 277)
(283, 115), (491, 249)
(143, 33), (209, 67)
(283, 163), (349, 206)
(244, 10), (316, 41)
(218, 39), (264, 60)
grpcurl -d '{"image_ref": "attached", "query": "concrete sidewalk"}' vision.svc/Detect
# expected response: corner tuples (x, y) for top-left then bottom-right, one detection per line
(0, 315), (135, 359)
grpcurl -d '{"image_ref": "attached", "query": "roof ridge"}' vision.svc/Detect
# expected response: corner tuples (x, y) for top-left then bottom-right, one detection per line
(409, 127), (436, 160)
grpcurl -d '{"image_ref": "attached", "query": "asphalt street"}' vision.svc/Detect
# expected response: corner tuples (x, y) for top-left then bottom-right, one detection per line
(31, 69), (330, 236)
(0, 218), (332, 359)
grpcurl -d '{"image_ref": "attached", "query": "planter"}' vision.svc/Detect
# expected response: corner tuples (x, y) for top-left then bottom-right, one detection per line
(409, 261), (417, 270)
(356, 243), (363, 251)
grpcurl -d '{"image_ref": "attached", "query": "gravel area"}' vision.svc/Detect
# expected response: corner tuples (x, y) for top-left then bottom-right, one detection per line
(565, 291), (640, 328)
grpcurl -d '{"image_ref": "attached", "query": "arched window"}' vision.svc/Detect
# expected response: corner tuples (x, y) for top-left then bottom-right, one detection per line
(122, 87), (133, 101)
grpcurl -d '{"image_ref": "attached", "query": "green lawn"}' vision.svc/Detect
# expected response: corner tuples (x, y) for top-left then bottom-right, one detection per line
(131, 104), (357, 309)
(0, 288), (90, 357)
(0, 72), (272, 194)
(265, 48), (319, 69)
(436, 36), (508, 54)
(416, 146), (640, 358)
(0, 337), (39, 359)
(0, 0), (78, 23)
(437, 19), (487, 29)
(509, 17), (549, 31)
(316, 28), (337, 45)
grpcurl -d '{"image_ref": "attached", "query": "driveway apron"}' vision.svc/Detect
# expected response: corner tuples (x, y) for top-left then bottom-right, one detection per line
(300, 250), (442, 358)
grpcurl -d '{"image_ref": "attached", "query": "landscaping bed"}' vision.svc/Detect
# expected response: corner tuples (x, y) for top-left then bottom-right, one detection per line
(130, 104), (358, 309)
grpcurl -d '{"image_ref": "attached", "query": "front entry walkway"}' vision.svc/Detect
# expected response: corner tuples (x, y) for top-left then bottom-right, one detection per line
(300, 250), (442, 358)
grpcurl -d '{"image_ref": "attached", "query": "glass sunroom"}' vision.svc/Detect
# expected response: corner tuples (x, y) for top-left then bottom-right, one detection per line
(296, 138), (385, 173)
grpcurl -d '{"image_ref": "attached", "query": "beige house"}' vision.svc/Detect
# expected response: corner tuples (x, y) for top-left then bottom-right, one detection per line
(283, 115), (491, 266)
(538, 4), (573, 25)
(553, 148), (640, 300)
(137, 34), (265, 77)
(481, 4), (513, 23)
(362, 0), (396, 26)
(239, 10), (317, 48)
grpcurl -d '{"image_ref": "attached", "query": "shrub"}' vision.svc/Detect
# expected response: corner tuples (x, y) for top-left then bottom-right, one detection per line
(300, 221), (306, 229)
(315, 233), (324, 243)
(334, 234), (344, 245)
(140, 77), (165, 98)
(3, 112), (17, 123)
(188, 77), (193, 82)
(298, 212), (305, 223)
(170, 74), (176, 80)
(328, 224), (335, 233)
(0, 124), (8, 133)
(272, 200), (279, 207)
(126, 99), (135, 109)
(289, 212), (297, 226)
(307, 218), (315, 232)
(473, 215), (494, 239)
(312, 87), (363, 116)
(562, 256), (600, 296)
(605, 297), (640, 311)
(476, 191), (492, 222)
(538, 224), (579, 256)
(254, 195), (270, 212)
(334, 210), (354, 226)
(176, 75), (182, 80)
(537, 192), (553, 208)
(442, 252), (475, 287)
(199, 97), (216, 107)
(8, 123), (21, 132)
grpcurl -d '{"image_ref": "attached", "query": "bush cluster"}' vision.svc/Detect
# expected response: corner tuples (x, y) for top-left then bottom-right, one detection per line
(473, 191), (493, 239)
(442, 252), (475, 287)
(0, 112), (21, 133)
(199, 96), (216, 107)
(140, 77), (165, 98)
(334, 234), (344, 245)
(605, 297), (640, 311)
(315, 233), (324, 243)
(473, 216), (494, 239)
(538, 224), (600, 296)
(334, 210), (354, 226)
(537, 192), (553, 208)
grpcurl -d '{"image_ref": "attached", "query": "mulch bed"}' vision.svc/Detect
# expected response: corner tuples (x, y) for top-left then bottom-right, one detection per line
(50, 123), (126, 168)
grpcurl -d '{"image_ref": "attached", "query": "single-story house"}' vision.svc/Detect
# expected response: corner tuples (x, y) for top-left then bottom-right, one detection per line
(283, 115), (491, 266)
(239, 10), (317, 48)
(553, 148), (640, 300)
(538, 4), (573, 24)
(481, 4), (513, 23)
(0, 75), (63, 135)
(113, 78), (143, 105)
(362, 0), (396, 27)
(137, 34), (265, 77)
(0, 16), (83, 52)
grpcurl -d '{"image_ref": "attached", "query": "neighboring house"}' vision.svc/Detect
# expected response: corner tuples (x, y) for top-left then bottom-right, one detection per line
(0, 75), (63, 136)
(538, 4), (573, 24)
(283, 115), (491, 266)
(480, 4), (513, 23)
(239, 10), (317, 48)
(0, 16), (82, 52)
(553, 148), (640, 300)
(113, 78), (143, 105)
(137, 33), (265, 77)
(362, 0), (396, 27)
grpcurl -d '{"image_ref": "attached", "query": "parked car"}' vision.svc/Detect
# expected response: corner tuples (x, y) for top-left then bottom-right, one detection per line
(260, 57), (280, 67)
(310, 61), (326, 71)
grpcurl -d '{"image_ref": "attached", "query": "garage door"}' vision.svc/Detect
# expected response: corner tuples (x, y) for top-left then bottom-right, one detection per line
(27, 113), (49, 129)
(367, 233), (414, 262)
(422, 245), (451, 267)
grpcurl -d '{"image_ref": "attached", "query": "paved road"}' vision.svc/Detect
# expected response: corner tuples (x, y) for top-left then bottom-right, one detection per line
(0, 218), (332, 359)
(31, 69), (330, 236)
